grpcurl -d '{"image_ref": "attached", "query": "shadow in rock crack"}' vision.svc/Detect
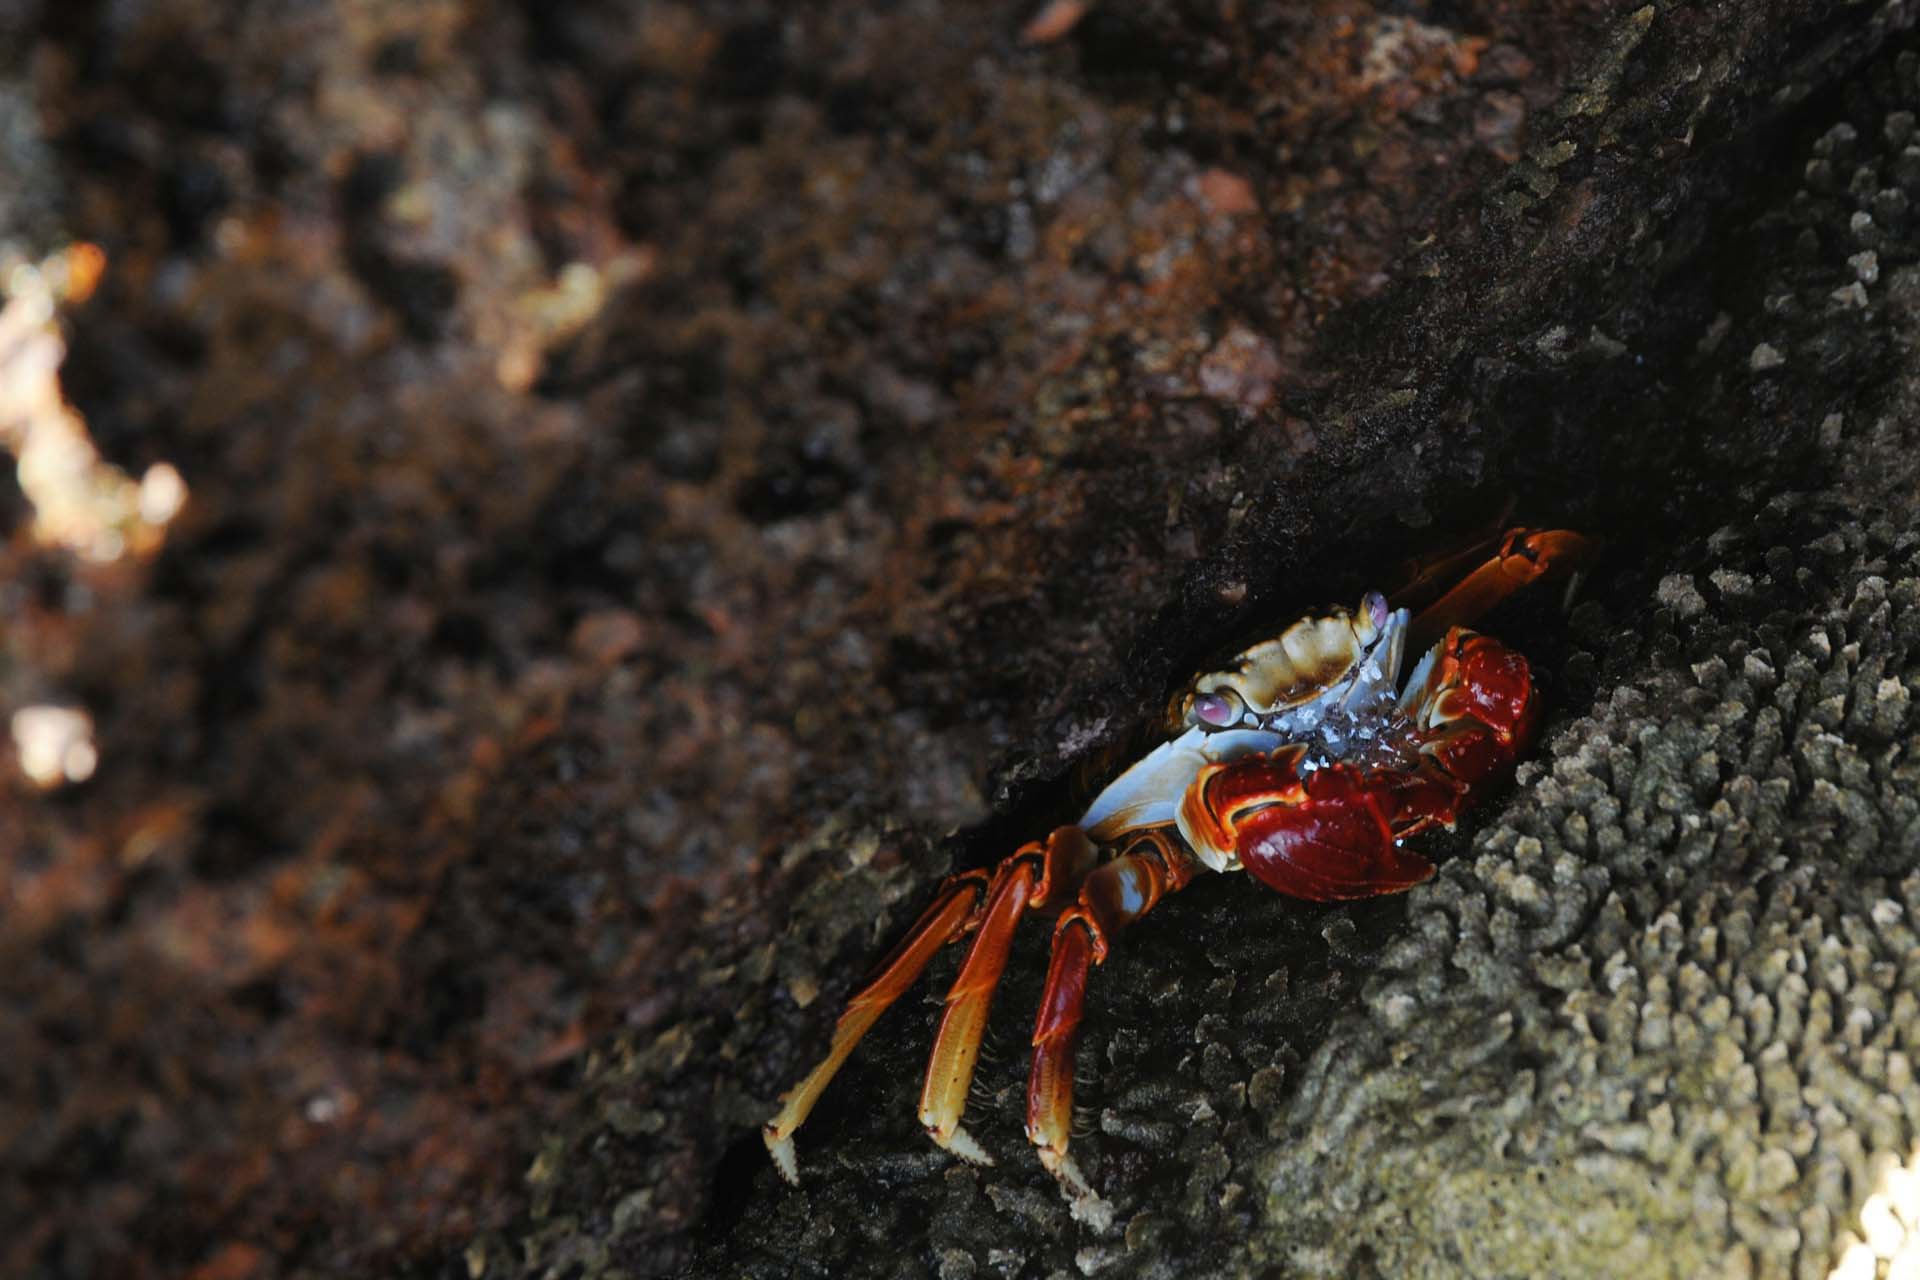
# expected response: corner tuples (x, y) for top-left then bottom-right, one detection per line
(701, 1132), (775, 1245)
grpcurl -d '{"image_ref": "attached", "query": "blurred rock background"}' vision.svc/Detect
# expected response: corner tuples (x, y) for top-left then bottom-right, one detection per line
(1, 1), (1918, 1277)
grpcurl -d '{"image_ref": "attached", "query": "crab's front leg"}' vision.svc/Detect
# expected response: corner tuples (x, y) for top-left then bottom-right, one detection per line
(1386, 625), (1541, 832)
(1179, 747), (1442, 899)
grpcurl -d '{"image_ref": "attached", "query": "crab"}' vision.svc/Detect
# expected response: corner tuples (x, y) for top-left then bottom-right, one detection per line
(764, 526), (1593, 1189)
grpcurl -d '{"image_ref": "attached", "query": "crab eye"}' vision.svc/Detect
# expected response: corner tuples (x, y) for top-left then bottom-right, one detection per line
(1190, 690), (1243, 729)
(1363, 590), (1390, 631)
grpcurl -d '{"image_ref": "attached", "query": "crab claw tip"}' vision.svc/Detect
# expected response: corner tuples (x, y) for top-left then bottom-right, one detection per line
(765, 1128), (801, 1185)
(928, 1123), (996, 1166)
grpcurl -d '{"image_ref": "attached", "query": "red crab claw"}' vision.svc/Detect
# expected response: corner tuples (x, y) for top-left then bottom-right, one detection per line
(1179, 749), (1436, 901)
(1403, 630), (1538, 784)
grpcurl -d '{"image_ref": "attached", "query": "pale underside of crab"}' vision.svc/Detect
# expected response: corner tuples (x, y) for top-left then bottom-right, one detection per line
(762, 527), (1591, 1194)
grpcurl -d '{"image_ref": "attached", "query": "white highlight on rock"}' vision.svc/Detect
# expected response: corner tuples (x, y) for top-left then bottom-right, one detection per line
(12, 704), (97, 787)
(1828, 1141), (1920, 1279)
(1, 245), (189, 562)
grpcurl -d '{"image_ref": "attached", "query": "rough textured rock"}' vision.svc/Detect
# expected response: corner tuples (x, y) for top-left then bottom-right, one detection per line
(657, 10), (1920, 1280)
(3, 1), (1919, 1279)
(1264, 500), (1920, 1278)
(1250, 58), (1920, 1280)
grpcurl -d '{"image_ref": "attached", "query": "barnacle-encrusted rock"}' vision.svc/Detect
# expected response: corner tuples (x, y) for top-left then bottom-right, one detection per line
(1262, 511), (1920, 1277)
(1255, 60), (1920, 1277)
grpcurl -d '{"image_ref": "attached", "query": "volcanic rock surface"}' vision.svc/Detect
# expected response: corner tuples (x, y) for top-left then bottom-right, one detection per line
(3, 2), (1918, 1279)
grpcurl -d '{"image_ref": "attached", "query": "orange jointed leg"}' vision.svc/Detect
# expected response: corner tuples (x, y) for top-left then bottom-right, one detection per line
(1404, 527), (1596, 656)
(917, 860), (1036, 1161)
(763, 828), (1097, 1181)
(764, 872), (986, 1182)
(918, 827), (1097, 1162)
(1387, 500), (1518, 613)
(1026, 833), (1203, 1184)
(1026, 918), (1093, 1184)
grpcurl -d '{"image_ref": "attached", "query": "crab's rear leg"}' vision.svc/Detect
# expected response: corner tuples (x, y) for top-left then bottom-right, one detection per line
(763, 826), (1095, 1181)
(764, 871), (988, 1182)
(1026, 831), (1205, 1188)
(918, 827), (1096, 1162)
(1403, 526), (1596, 655)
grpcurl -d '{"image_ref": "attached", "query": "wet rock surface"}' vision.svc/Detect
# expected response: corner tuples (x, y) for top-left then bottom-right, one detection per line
(2, 1), (1918, 1279)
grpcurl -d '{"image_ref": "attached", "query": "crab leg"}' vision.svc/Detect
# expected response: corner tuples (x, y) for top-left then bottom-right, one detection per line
(919, 827), (1096, 1162)
(917, 861), (1036, 1160)
(1387, 500), (1518, 613)
(764, 871), (989, 1181)
(765, 828), (1097, 1181)
(1026, 832), (1204, 1185)
(1404, 526), (1595, 655)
